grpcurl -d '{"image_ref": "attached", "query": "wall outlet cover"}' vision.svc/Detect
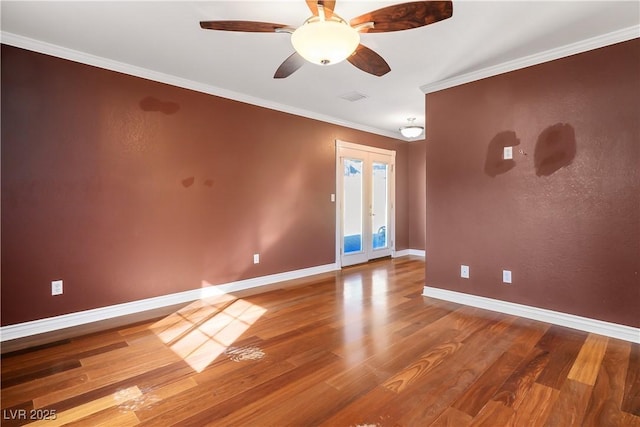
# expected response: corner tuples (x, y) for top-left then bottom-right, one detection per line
(461, 265), (470, 279)
(503, 270), (512, 284)
(51, 280), (63, 296)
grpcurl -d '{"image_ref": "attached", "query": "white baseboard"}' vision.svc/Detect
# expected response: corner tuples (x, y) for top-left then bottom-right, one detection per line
(423, 286), (640, 344)
(0, 263), (338, 342)
(394, 249), (426, 258)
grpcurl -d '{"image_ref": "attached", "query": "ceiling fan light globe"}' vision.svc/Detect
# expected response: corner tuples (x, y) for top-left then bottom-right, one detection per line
(291, 19), (360, 66)
(400, 126), (424, 138)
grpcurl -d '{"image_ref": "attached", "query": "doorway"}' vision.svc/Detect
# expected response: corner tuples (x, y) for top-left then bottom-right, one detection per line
(336, 140), (396, 267)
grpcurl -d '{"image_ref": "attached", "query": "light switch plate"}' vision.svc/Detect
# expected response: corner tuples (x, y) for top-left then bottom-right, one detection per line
(503, 146), (513, 160)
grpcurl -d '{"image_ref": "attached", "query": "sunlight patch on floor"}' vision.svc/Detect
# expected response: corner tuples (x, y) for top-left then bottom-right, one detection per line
(151, 288), (266, 372)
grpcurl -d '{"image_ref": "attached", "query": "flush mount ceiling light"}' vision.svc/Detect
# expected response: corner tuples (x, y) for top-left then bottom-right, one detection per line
(400, 118), (424, 138)
(291, 15), (360, 66)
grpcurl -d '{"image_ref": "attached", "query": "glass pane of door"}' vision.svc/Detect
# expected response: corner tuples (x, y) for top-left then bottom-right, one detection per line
(371, 162), (388, 250)
(343, 158), (363, 254)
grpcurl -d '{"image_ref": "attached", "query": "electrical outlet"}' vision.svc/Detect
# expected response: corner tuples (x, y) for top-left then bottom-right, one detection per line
(461, 265), (470, 279)
(253, 253), (260, 264)
(503, 270), (512, 284)
(52, 280), (63, 296)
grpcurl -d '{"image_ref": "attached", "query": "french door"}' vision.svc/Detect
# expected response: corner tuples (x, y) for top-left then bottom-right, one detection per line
(336, 141), (395, 267)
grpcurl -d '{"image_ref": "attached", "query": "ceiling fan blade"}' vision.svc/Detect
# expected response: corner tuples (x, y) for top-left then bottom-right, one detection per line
(200, 21), (289, 32)
(274, 52), (306, 79)
(350, 1), (453, 33)
(305, 1), (336, 19)
(347, 44), (391, 77)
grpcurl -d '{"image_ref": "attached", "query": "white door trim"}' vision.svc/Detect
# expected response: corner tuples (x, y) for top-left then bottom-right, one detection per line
(337, 140), (396, 156)
(335, 140), (396, 268)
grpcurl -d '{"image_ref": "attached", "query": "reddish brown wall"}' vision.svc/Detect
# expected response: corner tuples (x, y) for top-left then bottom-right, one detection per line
(1, 45), (409, 326)
(425, 39), (640, 327)
(409, 140), (427, 251)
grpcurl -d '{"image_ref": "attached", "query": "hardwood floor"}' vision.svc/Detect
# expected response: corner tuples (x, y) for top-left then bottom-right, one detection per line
(1, 257), (639, 426)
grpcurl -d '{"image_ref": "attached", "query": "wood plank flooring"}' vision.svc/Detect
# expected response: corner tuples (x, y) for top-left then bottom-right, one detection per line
(1, 257), (639, 426)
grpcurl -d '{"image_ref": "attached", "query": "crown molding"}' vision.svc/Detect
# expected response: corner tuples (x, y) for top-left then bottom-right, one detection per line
(0, 31), (402, 140)
(3, 25), (637, 140)
(421, 25), (640, 94)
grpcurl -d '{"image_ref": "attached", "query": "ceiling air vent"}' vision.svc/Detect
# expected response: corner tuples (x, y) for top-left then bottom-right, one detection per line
(339, 91), (368, 102)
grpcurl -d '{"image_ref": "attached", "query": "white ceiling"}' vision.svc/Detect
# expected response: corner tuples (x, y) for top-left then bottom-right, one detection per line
(2, 1), (639, 140)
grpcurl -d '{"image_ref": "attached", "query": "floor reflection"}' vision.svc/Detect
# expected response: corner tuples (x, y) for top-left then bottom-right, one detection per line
(340, 265), (391, 364)
(342, 273), (365, 365)
(371, 269), (389, 352)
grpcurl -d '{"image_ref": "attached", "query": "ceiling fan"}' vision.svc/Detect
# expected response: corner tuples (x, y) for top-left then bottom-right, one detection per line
(200, 1), (453, 78)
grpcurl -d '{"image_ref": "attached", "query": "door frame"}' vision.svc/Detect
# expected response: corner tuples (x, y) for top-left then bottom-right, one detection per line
(335, 140), (396, 268)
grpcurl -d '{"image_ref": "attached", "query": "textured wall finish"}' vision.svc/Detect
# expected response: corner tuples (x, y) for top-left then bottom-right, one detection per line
(1, 45), (409, 326)
(409, 140), (427, 251)
(425, 39), (640, 327)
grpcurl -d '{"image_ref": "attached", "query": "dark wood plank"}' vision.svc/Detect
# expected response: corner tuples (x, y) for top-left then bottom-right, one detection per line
(583, 339), (631, 426)
(452, 350), (522, 417)
(1, 340), (129, 387)
(535, 324), (588, 389)
(0, 401), (35, 427)
(510, 382), (558, 426)
(502, 316), (550, 358)
(1, 359), (81, 388)
(1, 374), (89, 410)
(623, 340), (640, 416)
(382, 340), (462, 393)
(492, 346), (550, 410)
(544, 379), (593, 426)
(1, 339), (71, 358)
(469, 400), (515, 427)
(429, 407), (473, 427)
(2, 331), (130, 371)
